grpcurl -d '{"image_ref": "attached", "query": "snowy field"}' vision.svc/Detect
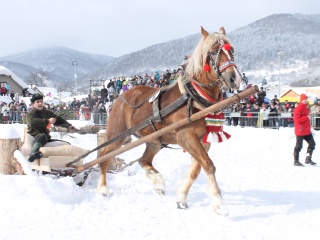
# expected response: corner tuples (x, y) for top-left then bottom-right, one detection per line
(1, 124), (320, 240)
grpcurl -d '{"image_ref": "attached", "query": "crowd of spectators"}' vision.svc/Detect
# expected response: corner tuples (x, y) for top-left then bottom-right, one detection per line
(2, 72), (320, 130)
(0, 69), (181, 124)
(68, 69), (181, 123)
(224, 86), (309, 128)
(109, 69), (180, 95)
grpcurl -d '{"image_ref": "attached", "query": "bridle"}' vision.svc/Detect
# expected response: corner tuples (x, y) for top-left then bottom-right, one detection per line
(191, 39), (239, 90)
(209, 40), (238, 87)
(182, 38), (240, 109)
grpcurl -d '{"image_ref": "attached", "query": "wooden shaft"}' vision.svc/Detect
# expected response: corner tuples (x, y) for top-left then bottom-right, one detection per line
(75, 86), (258, 173)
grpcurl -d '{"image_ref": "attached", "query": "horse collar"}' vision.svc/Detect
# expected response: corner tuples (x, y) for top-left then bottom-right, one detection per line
(191, 81), (222, 104)
(183, 81), (222, 109)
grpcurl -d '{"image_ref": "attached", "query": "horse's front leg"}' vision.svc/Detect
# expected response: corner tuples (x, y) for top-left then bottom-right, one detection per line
(178, 136), (228, 216)
(139, 142), (165, 195)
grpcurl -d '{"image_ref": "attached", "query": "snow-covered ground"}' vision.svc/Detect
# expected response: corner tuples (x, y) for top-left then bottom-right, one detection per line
(1, 124), (320, 240)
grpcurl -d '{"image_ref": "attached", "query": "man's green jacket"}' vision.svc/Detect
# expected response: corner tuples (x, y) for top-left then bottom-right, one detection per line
(26, 108), (71, 140)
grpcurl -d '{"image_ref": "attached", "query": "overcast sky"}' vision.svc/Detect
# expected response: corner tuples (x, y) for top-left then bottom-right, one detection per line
(0, 0), (319, 58)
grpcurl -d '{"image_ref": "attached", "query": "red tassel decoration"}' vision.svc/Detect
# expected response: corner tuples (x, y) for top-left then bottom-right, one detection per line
(203, 64), (210, 72)
(202, 113), (231, 143)
(223, 44), (231, 51)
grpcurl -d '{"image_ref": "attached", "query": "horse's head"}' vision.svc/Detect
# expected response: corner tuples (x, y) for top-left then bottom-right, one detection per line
(186, 27), (241, 92)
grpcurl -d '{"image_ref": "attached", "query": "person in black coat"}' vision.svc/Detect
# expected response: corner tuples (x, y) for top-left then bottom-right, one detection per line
(268, 102), (278, 128)
(22, 88), (28, 97)
(10, 91), (15, 101)
(257, 87), (266, 106)
(239, 101), (247, 127)
(100, 86), (109, 104)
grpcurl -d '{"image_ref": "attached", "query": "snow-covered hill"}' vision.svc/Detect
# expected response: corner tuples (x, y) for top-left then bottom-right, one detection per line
(1, 13), (320, 91)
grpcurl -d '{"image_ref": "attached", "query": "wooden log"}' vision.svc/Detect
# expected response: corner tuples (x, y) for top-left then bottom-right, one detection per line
(11, 158), (24, 175)
(74, 86), (259, 173)
(0, 135), (21, 175)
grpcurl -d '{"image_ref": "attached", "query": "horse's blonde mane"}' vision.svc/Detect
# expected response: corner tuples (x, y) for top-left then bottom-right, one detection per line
(186, 31), (233, 76)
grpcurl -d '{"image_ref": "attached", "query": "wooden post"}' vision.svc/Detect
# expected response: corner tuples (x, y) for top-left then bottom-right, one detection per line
(97, 130), (106, 158)
(97, 130), (117, 170)
(0, 125), (21, 175)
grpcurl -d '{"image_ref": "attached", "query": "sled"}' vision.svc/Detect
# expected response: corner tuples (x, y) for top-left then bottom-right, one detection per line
(11, 128), (94, 186)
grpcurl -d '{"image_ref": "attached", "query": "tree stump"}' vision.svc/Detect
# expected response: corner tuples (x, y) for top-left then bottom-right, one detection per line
(0, 132), (21, 175)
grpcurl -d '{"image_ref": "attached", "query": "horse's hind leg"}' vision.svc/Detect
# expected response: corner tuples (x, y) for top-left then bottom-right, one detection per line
(97, 138), (127, 195)
(139, 141), (166, 195)
(176, 155), (202, 209)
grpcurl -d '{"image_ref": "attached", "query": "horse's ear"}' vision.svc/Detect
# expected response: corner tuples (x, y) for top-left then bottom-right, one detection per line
(219, 27), (226, 35)
(201, 26), (209, 38)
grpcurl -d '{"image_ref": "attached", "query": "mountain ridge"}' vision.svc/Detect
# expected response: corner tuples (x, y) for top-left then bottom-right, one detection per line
(1, 13), (320, 91)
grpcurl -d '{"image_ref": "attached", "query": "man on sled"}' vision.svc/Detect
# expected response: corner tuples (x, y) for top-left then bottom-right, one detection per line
(26, 93), (76, 162)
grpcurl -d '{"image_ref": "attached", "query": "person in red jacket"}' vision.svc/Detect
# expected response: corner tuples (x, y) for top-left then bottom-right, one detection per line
(293, 93), (316, 166)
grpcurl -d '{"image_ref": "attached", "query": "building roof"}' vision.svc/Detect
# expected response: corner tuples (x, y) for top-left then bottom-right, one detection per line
(280, 87), (320, 99)
(0, 66), (29, 89)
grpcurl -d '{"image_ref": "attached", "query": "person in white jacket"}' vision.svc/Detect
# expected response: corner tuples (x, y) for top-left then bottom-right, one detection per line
(260, 103), (270, 127)
(1, 102), (10, 123)
(238, 79), (247, 92)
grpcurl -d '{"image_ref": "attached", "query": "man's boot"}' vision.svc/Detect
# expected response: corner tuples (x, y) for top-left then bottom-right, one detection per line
(305, 153), (316, 165)
(28, 151), (42, 162)
(294, 153), (304, 167)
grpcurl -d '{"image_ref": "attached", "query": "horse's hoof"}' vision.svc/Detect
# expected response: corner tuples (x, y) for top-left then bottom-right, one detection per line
(97, 186), (109, 197)
(154, 188), (166, 195)
(213, 204), (229, 216)
(177, 202), (189, 209)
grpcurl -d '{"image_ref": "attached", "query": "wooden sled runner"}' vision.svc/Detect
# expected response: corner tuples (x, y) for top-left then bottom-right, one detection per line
(11, 130), (94, 186)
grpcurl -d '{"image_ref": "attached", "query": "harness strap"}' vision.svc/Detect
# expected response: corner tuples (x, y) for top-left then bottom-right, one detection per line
(186, 97), (193, 123)
(119, 89), (161, 108)
(66, 92), (190, 167)
(149, 120), (158, 132)
(152, 96), (162, 122)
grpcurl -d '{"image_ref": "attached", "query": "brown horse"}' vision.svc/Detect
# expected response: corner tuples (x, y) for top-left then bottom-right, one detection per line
(98, 26), (241, 215)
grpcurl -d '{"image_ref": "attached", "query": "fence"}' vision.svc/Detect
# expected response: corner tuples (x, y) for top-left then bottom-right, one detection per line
(224, 112), (320, 130)
(0, 110), (109, 126)
(2, 110), (320, 130)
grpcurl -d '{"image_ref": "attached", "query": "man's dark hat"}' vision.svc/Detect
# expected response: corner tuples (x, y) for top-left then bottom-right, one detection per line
(30, 93), (43, 103)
